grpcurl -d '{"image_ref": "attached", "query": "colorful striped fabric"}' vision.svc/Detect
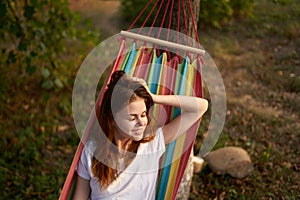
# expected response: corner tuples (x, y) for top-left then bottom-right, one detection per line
(120, 43), (203, 199)
(59, 41), (203, 200)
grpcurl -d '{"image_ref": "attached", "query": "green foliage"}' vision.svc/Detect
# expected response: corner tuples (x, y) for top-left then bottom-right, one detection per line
(200, 0), (255, 28)
(271, 0), (293, 5)
(0, 0), (98, 90)
(0, 0), (99, 199)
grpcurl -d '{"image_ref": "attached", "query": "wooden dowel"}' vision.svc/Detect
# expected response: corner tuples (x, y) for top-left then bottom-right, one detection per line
(120, 30), (206, 55)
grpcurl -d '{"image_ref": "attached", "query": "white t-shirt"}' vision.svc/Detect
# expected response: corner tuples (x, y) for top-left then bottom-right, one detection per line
(76, 128), (165, 200)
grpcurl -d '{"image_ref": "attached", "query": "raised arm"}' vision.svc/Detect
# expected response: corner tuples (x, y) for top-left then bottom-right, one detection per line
(152, 94), (208, 144)
(131, 76), (208, 144)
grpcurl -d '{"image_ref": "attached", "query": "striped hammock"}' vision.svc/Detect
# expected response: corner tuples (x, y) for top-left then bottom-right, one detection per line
(59, 39), (204, 200)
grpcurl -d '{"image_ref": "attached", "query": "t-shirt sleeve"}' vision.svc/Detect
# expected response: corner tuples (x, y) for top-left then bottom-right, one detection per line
(76, 145), (92, 180)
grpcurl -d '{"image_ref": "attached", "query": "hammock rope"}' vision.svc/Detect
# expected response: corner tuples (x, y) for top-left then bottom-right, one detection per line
(157, 0), (171, 39)
(187, 0), (201, 47)
(127, 0), (153, 30)
(138, 0), (160, 34)
(148, 0), (164, 35)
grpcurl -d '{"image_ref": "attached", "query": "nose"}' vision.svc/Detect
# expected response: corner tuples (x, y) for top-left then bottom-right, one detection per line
(136, 116), (146, 126)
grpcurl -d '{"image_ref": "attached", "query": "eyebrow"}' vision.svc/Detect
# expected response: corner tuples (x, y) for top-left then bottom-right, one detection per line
(129, 110), (147, 116)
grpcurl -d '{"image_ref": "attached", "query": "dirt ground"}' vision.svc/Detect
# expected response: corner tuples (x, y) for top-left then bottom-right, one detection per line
(69, 0), (123, 37)
(68, 0), (300, 199)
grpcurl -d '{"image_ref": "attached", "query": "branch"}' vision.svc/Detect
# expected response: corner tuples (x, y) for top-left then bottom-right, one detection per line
(6, 0), (24, 37)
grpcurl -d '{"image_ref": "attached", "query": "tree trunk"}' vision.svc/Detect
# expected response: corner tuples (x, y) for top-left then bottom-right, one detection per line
(171, 0), (201, 42)
(156, 1), (201, 199)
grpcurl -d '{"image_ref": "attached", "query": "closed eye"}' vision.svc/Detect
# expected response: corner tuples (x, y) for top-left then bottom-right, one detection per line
(129, 116), (135, 121)
(141, 111), (146, 117)
(129, 111), (147, 120)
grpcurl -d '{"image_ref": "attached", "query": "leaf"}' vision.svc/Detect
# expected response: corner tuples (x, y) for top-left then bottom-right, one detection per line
(42, 93), (50, 103)
(26, 64), (36, 75)
(41, 68), (50, 79)
(39, 41), (46, 51)
(30, 51), (37, 57)
(9, 23), (22, 37)
(42, 79), (53, 90)
(30, 0), (39, 7)
(24, 6), (35, 19)
(0, 19), (4, 29)
(18, 40), (27, 51)
(54, 78), (64, 89)
(0, 2), (7, 19)
(0, 2), (7, 29)
(7, 51), (16, 64)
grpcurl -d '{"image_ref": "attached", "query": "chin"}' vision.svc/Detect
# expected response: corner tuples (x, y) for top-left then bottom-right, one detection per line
(132, 136), (144, 141)
(130, 129), (145, 141)
(129, 133), (144, 141)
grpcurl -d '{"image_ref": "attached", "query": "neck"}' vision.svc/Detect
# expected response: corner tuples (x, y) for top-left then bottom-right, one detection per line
(114, 130), (132, 151)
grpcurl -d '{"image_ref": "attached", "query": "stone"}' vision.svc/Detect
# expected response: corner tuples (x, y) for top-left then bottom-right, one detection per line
(204, 146), (254, 179)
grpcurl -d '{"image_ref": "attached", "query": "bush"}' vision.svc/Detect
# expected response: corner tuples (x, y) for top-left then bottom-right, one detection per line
(0, 1), (99, 198)
(0, 0), (98, 90)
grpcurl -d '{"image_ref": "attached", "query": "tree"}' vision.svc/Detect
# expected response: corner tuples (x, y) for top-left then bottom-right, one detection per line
(170, 0), (201, 42)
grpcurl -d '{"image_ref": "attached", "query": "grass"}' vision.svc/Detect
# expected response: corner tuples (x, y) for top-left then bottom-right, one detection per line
(1, 0), (299, 199)
(192, 0), (300, 199)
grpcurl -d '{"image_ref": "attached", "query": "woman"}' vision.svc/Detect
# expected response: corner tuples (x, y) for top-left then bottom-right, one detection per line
(73, 70), (208, 200)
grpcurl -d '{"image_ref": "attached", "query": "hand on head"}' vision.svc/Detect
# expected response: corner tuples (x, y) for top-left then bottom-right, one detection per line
(128, 76), (153, 98)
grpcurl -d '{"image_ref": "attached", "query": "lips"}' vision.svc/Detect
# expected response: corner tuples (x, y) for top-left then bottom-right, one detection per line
(132, 129), (144, 135)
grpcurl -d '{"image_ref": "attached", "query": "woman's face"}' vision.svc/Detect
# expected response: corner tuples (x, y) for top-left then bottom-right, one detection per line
(114, 98), (148, 141)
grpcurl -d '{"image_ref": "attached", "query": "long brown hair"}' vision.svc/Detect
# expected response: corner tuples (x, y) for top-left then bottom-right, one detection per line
(92, 70), (155, 191)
